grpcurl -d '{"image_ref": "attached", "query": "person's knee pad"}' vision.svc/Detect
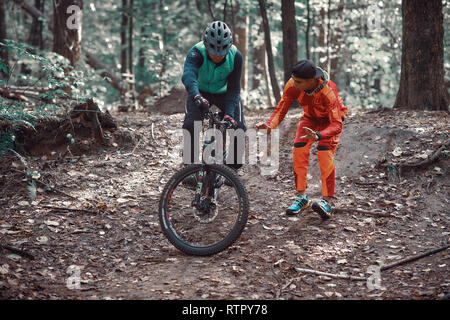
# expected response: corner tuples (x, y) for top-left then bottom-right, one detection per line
(294, 142), (307, 148)
(317, 145), (330, 151)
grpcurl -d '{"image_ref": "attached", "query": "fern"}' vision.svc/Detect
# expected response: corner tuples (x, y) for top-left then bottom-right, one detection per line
(0, 132), (15, 157)
(0, 40), (93, 159)
(0, 59), (7, 74)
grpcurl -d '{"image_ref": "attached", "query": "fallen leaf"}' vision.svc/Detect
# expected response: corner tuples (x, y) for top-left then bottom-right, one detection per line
(417, 153), (428, 159)
(0, 264), (9, 275)
(7, 254), (21, 262)
(392, 147), (402, 157)
(67, 170), (79, 177)
(36, 236), (48, 244)
(44, 220), (59, 226)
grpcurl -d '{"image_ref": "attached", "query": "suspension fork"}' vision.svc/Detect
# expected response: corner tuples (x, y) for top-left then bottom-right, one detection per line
(191, 166), (215, 208)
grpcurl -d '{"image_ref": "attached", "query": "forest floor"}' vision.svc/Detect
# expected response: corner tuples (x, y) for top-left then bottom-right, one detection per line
(0, 99), (449, 300)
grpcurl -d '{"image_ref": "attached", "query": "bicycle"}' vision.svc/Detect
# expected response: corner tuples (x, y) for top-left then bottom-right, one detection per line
(158, 110), (249, 256)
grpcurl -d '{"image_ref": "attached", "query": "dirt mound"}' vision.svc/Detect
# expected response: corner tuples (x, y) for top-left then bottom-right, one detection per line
(147, 87), (187, 115)
(11, 100), (137, 159)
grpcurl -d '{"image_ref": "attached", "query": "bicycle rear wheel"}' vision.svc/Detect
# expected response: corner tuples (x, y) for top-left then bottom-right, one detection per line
(159, 163), (249, 256)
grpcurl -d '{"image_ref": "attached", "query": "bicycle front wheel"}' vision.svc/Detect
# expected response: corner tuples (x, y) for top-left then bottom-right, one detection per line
(159, 164), (249, 256)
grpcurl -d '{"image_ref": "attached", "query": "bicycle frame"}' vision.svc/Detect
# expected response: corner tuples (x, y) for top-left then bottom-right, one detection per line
(159, 111), (249, 255)
(192, 111), (229, 212)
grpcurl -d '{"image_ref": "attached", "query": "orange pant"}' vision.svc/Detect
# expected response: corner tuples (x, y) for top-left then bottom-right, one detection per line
(293, 117), (342, 197)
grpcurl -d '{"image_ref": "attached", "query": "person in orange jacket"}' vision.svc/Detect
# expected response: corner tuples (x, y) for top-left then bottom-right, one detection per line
(256, 59), (347, 220)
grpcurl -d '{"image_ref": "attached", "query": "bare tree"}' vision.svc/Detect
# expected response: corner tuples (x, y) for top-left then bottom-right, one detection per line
(0, 0), (8, 78)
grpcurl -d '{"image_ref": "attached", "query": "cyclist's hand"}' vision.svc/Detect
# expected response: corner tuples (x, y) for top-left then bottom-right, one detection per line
(223, 115), (238, 129)
(299, 127), (318, 140)
(194, 94), (210, 117)
(255, 122), (271, 134)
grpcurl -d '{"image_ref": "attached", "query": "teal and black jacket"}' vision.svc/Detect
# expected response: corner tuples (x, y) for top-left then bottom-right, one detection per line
(182, 41), (243, 117)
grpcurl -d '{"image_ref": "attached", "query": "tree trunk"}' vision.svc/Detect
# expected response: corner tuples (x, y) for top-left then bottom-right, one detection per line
(0, 0), (8, 79)
(258, 0), (281, 103)
(252, 22), (265, 90)
(281, 0), (297, 83)
(138, 24), (146, 70)
(52, 0), (82, 66)
(319, 7), (327, 69)
(326, 0), (331, 75)
(222, 0), (228, 23)
(121, 0), (128, 74)
(394, 0), (448, 111)
(263, 52), (273, 108)
(305, 0), (311, 60)
(29, 0), (44, 49)
(128, 0), (133, 77)
(207, 0), (217, 21)
(158, 0), (167, 97)
(19, 0), (45, 82)
(234, 1), (248, 103)
(330, 2), (344, 81)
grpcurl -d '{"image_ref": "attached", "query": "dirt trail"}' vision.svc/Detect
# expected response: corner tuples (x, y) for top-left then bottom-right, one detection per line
(0, 107), (448, 300)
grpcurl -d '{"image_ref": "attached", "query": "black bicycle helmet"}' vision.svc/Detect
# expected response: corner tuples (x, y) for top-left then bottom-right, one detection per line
(203, 21), (233, 57)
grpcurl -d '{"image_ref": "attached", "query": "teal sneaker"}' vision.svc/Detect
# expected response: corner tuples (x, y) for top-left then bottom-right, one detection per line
(286, 194), (309, 216)
(312, 198), (332, 220)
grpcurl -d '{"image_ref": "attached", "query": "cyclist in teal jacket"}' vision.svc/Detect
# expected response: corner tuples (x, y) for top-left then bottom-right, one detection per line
(181, 21), (246, 171)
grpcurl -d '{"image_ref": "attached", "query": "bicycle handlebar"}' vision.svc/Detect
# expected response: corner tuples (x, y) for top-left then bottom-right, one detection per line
(206, 111), (228, 126)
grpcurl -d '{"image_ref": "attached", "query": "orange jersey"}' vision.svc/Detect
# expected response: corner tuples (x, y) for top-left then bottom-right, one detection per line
(267, 78), (348, 139)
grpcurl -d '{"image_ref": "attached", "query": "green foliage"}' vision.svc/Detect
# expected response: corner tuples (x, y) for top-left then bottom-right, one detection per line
(1, 0), (448, 111)
(0, 101), (35, 157)
(0, 131), (15, 157)
(0, 40), (89, 158)
(0, 59), (7, 75)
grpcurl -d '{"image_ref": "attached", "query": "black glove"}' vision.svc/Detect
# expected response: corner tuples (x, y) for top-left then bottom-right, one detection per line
(223, 115), (238, 129)
(193, 94), (210, 117)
